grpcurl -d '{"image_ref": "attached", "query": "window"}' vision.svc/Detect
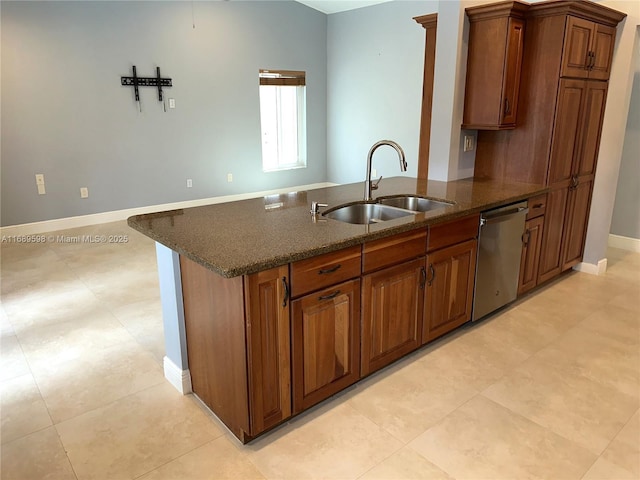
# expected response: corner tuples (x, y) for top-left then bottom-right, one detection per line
(259, 69), (307, 172)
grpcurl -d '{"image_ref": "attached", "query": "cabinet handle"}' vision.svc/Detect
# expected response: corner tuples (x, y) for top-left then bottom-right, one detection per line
(318, 264), (341, 275)
(504, 98), (511, 115)
(318, 290), (341, 301)
(532, 203), (544, 209)
(570, 175), (579, 190)
(281, 276), (289, 307)
(420, 266), (427, 290)
(522, 229), (530, 245)
(427, 264), (435, 287)
(590, 51), (596, 70)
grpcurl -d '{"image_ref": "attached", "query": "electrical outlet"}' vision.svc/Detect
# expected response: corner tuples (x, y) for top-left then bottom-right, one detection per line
(464, 135), (475, 152)
(35, 174), (46, 195)
(371, 169), (377, 178)
(227, 173), (233, 183)
(169, 98), (176, 109)
(80, 187), (89, 198)
(187, 179), (193, 188)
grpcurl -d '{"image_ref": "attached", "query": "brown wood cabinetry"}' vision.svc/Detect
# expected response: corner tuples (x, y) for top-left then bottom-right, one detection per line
(423, 239), (477, 342)
(361, 229), (427, 375)
(292, 279), (360, 413)
(562, 179), (594, 270)
(245, 266), (292, 434)
(361, 257), (425, 376)
(180, 257), (291, 443)
(423, 215), (479, 342)
(518, 215), (544, 295)
(472, 0), (624, 287)
(462, 1), (527, 130)
(561, 16), (616, 81)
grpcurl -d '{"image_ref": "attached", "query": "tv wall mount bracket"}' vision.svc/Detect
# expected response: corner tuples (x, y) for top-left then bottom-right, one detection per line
(121, 65), (172, 103)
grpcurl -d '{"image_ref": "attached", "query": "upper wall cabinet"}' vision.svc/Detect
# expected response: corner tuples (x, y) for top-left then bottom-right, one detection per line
(561, 16), (617, 81)
(462, 1), (528, 130)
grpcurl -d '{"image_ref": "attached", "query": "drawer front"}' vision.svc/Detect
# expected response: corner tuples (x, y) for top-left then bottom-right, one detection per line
(527, 193), (547, 220)
(291, 245), (361, 298)
(427, 214), (480, 252)
(363, 228), (427, 274)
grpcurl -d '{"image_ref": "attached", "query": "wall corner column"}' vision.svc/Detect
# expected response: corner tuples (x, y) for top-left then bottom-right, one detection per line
(155, 242), (191, 394)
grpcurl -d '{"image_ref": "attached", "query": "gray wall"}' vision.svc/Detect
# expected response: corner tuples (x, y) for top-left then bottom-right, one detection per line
(1, 1), (327, 226)
(610, 30), (640, 240)
(326, 1), (437, 184)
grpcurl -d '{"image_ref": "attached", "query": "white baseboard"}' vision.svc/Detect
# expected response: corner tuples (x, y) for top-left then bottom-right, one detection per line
(574, 258), (608, 276)
(0, 182), (337, 236)
(163, 356), (192, 395)
(608, 234), (640, 253)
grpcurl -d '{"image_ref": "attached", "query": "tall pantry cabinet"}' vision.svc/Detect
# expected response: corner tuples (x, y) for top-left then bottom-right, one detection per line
(471, 0), (626, 287)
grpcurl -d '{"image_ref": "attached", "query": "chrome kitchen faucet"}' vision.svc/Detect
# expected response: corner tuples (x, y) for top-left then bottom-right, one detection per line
(364, 140), (407, 202)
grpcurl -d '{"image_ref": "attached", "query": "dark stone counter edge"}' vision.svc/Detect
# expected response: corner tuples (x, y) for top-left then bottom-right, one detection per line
(127, 186), (548, 278)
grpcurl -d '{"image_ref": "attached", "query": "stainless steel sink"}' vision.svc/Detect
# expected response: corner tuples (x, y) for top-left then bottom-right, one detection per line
(322, 202), (415, 225)
(377, 195), (454, 212)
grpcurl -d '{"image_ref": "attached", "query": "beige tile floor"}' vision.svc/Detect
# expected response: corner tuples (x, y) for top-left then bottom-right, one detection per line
(1, 221), (638, 480)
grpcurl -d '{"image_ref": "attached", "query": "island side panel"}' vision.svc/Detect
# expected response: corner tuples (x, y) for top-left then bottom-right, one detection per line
(179, 255), (250, 440)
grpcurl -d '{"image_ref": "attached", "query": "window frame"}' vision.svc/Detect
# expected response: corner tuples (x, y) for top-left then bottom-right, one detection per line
(259, 69), (307, 173)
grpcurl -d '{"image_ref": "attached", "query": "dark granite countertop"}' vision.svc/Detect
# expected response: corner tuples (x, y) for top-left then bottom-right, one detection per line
(127, 177), (547, 277)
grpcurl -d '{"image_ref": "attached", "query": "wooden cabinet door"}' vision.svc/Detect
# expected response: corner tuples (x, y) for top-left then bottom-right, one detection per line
(423, 240), (476, 343)
(292, 279), (360, 413)
(562, 180), (593, 271)
(590, 23), (616, 81)
(518, 216), (544, 295)
(245, 266), (291, 435)
(462, 4), (526, 130)
(538, 186), (569, 284)
(561, 16), (593, 79)
(548, 79), (585, 185)
(500, 17), (525, 126)
(361, 257), (425, 376)
(575, 81), (608, 178)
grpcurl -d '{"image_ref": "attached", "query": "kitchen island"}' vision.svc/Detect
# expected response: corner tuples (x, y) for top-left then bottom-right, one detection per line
(128, 176), (546, 443)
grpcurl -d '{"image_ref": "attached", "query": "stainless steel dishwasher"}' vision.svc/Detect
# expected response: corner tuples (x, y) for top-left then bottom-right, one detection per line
(472, 201), (528, 321)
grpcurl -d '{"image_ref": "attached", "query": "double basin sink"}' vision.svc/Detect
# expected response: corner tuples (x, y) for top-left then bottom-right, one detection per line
(322, 195), (454, 225)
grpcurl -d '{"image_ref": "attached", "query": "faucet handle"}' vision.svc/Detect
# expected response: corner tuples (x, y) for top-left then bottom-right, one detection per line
(310, 201), (328, 215)
(371, 175), (383, 191)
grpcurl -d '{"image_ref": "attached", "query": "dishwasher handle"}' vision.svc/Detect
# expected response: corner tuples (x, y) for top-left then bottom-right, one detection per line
(480, 206), (529, 226)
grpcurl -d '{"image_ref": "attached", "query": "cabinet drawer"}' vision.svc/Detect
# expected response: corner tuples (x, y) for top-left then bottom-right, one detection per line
(362, 228), (427, 274)
(290, 246), (361, 298)
(427, 214), (480, 252)
(527, 193), (547, 220)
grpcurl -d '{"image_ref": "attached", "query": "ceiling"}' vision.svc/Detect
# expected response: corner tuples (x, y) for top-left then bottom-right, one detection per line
(295, 0), (392, 15)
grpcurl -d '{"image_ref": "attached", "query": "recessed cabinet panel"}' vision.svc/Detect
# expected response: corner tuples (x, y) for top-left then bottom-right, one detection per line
(561, 180), (593, 271)
(245, 266), (291, 435)
(361, 258), (424, 376)
(518, 216), (544, 295)
(462, 5), (526, 130)
(538, 186), (568, 284)
(423, 239), (476, 343)
(576, 81), (608, 177)
(561, 16), (593, 78)
(547, 79), (585, 185)
(501, 17), (526, 126)
(589, 23), (616, 80)
(292, 279), (360, 413)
